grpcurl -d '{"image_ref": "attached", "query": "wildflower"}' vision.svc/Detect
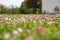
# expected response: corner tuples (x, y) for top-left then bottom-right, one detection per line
(21, 17), (26, 23)
(27, 29), (31, 33)
(5, 17), (9, 20)
(5, 21), (11, 25)
(27, 17), (32, 21)
(12, 30), (19, 35)
(24, 35), (34, 40)
(56, 17), (60, 20)
(44, 15), (52, 20)
(17, 28), (23, 33)
(36, 18), (43, 23)
(18, 19), (21, 21)
(36, 27), (45, 35)
(13, 19), (20, 24)
(48, 21), (57, 25)
(16, 20), (20, 23)
(48, 21), (54, 25)
(4, 33), (10, 39)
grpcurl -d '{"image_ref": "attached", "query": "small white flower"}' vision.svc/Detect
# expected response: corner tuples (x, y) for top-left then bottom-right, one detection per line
(5, 17), (9, 20)
(17, 28), (23, 33)
(4, 33), (10, 39)
(12, 30), (19, 35)
(21, 17), (26, 22)
(48, 21), (55, 25)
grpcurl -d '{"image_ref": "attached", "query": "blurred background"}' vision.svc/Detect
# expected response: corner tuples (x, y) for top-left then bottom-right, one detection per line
(0, 0), (60, 14)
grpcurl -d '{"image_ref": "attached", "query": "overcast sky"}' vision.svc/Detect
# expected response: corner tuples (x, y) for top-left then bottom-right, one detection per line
(0, 0), (24, 7)
(0, 0), (60, 13)
(42, 0), (60, 13)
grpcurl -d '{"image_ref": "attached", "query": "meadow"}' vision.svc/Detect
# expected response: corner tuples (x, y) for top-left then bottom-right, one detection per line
(0, 14), (60, 40)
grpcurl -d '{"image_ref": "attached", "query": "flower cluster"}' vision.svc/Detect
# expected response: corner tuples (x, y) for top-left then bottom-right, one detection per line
(0, 14), (60, 40)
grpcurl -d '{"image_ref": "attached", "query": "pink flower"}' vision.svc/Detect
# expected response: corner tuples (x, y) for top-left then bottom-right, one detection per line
(13, 19), (20, 24)
(36, 27), (45, 35)
(56, 17), (60, 20)
(25, 35), (34, 40)
(5, 21), (11, 25)
(27, 17), (32, 21)
(21, 17), (26, 23)
(16, 20), (20, 23)
(17, 28), (23, 33)
(12, 30), (19, 35)
(36, 18), (43, 23)
(44, 15), (52, 20)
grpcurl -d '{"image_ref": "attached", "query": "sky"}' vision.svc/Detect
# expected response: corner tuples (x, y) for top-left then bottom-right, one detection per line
(0, 0), (24, 7)
(0, 0), (60, 13)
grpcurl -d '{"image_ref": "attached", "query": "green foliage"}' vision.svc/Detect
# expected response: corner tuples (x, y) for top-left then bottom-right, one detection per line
(0, 0), (42, 14)
(26, 0), (42, 14)
(20, 0), (42, 14)
(0, 4), (20, 14)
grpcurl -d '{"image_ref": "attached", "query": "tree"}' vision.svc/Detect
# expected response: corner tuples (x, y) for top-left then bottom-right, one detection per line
(0, 3), (10, 14)
(54, 6), (59, 13)
(25, 0), (42, 14)
(0, 4), (5, 13)
(20, 0), (42, 14)
(0, 3), (20, 14)
(7, 5), (20, 14)
(20, 2), (33, 14)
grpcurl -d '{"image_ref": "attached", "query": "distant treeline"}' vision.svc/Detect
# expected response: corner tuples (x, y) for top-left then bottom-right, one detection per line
(0, 4), (20, 14)
(0, 0), (42, 14)
(0, 0), (60, 14)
